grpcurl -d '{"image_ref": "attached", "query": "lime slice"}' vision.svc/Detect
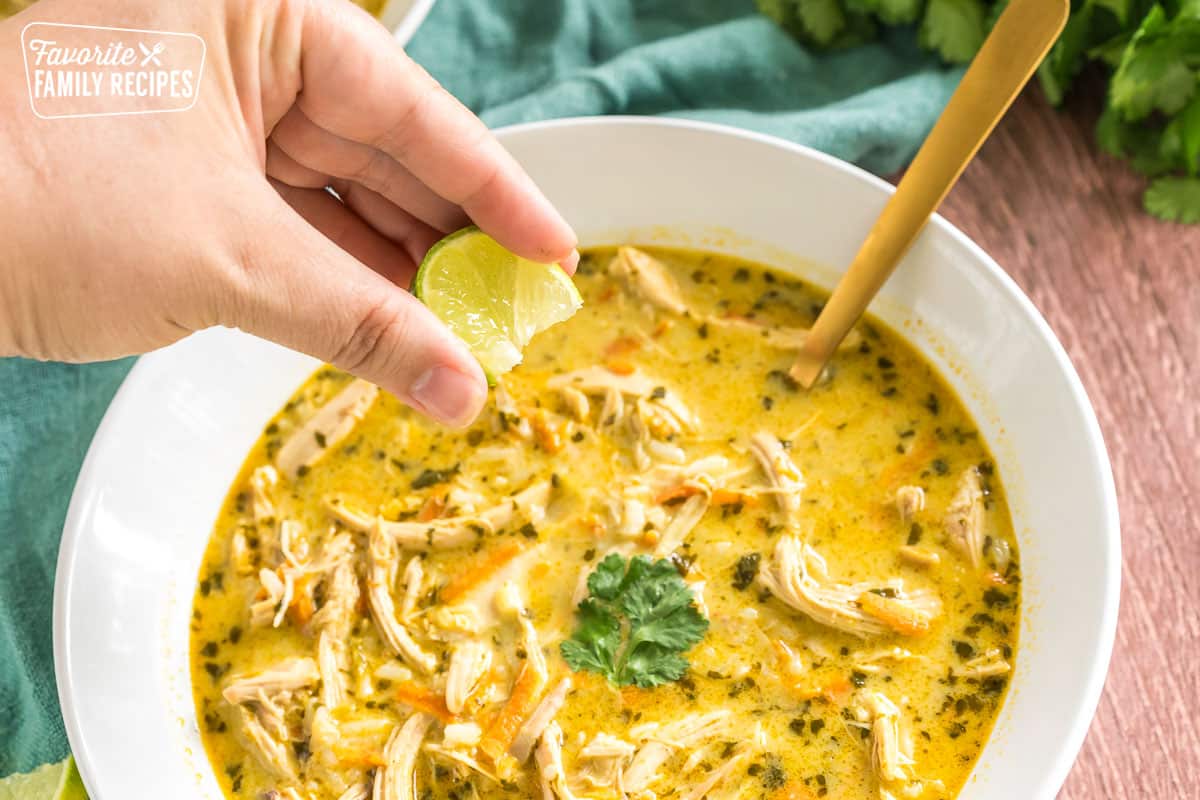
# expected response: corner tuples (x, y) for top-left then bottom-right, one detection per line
(0, 756), (88, 800)
(414, 227), (583, 382)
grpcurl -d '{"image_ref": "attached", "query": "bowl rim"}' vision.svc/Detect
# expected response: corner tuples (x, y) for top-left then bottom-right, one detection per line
(382, 0), (437, 46)
(53, 115), (1121, 800)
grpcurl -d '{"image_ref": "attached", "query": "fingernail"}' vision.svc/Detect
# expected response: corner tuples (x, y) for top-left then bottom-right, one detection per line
(560, 249), (580, 275)
(410, 365), (485, 427)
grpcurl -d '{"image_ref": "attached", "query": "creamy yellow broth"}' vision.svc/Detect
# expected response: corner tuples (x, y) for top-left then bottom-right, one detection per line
(191, 247), (1019, 800)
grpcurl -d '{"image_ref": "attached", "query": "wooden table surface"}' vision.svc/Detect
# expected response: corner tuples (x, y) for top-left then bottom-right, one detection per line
(930, 79), (1200, 798)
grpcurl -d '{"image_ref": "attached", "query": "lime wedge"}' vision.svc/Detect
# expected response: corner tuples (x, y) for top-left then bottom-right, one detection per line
(0, 756), (88, 800)
(414, 227), (582, 382)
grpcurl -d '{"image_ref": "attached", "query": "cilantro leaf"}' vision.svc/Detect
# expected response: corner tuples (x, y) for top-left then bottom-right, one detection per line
(587, 552), (627, 601)
(622, 645), (691, 688)
(560, 554), (709, 688)
(920, 0), (988, 63)
(1038, 3), (1100, 106)
(1096, 106), (1178, 175)
(1110, 5), (1200, 121)
(558, 599), (621, 676)
(846, 0), (923, 25)
(1164, 91), (1200, 175)
(797, 0), (847, 46)
(1144, 176), (1200, 222)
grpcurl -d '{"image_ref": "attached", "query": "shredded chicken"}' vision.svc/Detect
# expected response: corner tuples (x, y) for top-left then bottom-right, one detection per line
(654, 493), (710, 557)
(955, 648), (1012, 679)
(445, 640), (493, 715)
(276, 379), (379, 480)
(223, 657), (319, 705)
(758, 537), (941, 637)
(373, 713), (433, 800)
(510, 676), (572, 763)
(895, 485), (926, 523)
(577, 733), (636, 791)
(326, 481), (551, 551)
(366, 527), (436, 673)
(237, 706), (295, 781)
(862, 692), (914, 788)
(750, 431), (805, 520)
(249, 567), (294, 629)
(423, 742), (501, 784)
(250, 465), (280, 522)
(854, 647), (931, 674)
(944, 467), (986, 568)
(547, 368), (672, 409)
(398, 556), (424, 623)
(610, 246), (688, 315)
(559, 385), (590, 421)
(250, 688), (289, 741)
(679, 748), (751, 800)
(336, 785), (370, 800)
(317, 630), (346, 709)
(310, 559), (360, 641)
(624, 712), (730, 794)
(497, 580), (549, 682)
(533, 721), (578, 800)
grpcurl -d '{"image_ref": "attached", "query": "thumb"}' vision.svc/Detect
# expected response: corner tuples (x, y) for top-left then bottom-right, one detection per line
(219, 192), (487, 427)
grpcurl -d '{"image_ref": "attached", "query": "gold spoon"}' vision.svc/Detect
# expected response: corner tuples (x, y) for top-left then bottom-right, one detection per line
(790, 0), (1070, 387)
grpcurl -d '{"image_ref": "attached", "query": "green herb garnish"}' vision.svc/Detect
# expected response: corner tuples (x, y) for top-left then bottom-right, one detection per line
(560, 554), (709, 688)
(758, 0), (1200, 224)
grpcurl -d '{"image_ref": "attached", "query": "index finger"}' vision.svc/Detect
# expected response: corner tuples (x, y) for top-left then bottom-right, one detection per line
(289, 1), (577, 267)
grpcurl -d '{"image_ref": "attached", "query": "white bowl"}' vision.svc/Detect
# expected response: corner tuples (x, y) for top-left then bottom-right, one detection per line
(55, 118), (1120, 799)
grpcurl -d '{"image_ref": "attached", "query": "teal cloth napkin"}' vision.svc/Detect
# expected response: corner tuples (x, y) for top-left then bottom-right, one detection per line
(0, 0), (962, 776)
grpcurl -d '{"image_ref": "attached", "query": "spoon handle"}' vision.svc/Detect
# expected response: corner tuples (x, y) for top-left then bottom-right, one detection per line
(791, 0), (1070, 387)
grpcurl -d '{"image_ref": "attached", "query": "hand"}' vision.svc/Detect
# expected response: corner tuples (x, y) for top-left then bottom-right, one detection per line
(0, 0), (577, 426)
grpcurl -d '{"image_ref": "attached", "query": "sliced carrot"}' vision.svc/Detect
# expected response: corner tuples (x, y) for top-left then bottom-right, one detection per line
(654, 483), (705, 505)
(604, 358), (636, 376)
(652, 319), (674, 338)
(440, 541), (527, 605)
(857, 591), (935, 636)
(821, 676), (853, 704)
(417, 493), (446, 522)
(393, 681), (454, 724)
(478, 662), (547, 763)
(771, 783), (820, 800)
(877, 433), (937, 489)
(331, 744), (387, 768)
(604, 335), (643, 358)
(287, 573), (317, 627)
(711, 488), (757, 507)
(529, 408), (565, 454)
(620, 684), (652, 709)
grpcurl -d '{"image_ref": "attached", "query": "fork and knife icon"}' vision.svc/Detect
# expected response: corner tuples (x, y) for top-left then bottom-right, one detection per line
(138, 41), (164, 67)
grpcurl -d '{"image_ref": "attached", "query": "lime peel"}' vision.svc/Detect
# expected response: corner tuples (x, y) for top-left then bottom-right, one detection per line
(0, 756), (88, 800)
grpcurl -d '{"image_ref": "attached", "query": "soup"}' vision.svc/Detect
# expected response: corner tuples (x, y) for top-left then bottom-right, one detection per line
(191, 246), (1019, 800)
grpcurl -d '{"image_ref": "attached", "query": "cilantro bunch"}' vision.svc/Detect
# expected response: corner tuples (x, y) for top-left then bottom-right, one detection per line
(757, 0), (1200, 223)
(560, 554), (709, 688)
